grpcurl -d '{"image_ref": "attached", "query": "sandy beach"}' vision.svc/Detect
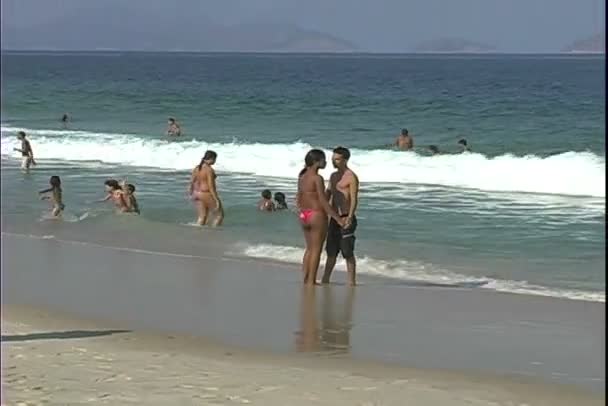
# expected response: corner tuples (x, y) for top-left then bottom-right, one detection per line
(2, 305), (603, 406)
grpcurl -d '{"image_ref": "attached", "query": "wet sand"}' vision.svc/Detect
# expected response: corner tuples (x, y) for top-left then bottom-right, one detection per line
(2, 305), (604, 405)
(1, 228), (604, 393)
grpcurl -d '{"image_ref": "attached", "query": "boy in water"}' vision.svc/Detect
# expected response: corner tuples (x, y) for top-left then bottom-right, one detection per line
(39, 176), (64, 217)
(14, 131), (36, 171)
(258, 189), (275, 211)
(274, 192), (288, 210)
(124, 183), (140, 214)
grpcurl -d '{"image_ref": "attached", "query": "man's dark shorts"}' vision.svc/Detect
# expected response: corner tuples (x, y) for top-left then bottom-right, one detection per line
(326, 215), (357, 259)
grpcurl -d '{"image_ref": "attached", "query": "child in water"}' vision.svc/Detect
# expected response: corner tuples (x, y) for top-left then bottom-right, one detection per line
(274, 192), (288, 210)
(39, 176), (64, 217)
(258, 189), (275, 211)
(124, 183), (140, 214)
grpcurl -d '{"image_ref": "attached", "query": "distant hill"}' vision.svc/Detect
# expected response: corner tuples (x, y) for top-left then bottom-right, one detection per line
(562, 34), (605, 53)
(1, 3), (357, 53)
(414, 38), (496, 53)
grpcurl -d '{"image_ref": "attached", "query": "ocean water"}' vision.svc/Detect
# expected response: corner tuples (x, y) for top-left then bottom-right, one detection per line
(1, 52), (605, 302)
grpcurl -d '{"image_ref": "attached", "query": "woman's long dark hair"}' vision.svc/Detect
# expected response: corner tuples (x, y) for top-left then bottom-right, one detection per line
(299, 149), (325, 177)
(104, 179), (121, 190)
(198, 150), (218, 170)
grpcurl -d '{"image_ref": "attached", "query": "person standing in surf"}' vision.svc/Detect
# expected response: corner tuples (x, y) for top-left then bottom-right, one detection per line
(166, 117), (182, 137)
(321, 146), (360, 286)
(14, 131), (36, 171)
(39, 176), (65, 218)
(61, 113), (70, 128)
(297, 149), (344, 286)
(189, 150), (224, 226)
(395, 128), (414, 151)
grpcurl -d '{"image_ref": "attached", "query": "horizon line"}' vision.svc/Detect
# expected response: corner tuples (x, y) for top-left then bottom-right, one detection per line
(1, 49), (605, 56)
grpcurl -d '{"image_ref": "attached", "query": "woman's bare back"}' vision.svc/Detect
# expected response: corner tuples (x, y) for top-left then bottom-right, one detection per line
(192, 166), (214, 192)
(297, 172), (325, 211)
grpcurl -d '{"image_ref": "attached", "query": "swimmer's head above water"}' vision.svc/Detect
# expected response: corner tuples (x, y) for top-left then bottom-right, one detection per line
(104, 179), (121, 192)
(429, 145), (440, 155)
(261, 189), (272, 200)
(274, 192), (286, 204)
(17, 131), (26, 140)
(401, 128), (409, 136)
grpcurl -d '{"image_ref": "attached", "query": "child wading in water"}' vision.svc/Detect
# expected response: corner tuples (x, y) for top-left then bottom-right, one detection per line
(274, 192), (288, 210)
(39, 176), (64, 217)
(258, 189), (275, 211)
(124, 183), (140, 214)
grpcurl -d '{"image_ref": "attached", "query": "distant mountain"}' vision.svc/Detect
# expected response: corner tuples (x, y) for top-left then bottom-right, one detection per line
(562, 34), (605, 53)
(1, 3), (357, 53)
(414, 38), (496, 53)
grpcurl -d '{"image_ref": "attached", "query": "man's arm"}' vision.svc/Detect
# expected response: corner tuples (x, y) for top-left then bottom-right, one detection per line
(347, 173), (359, 221)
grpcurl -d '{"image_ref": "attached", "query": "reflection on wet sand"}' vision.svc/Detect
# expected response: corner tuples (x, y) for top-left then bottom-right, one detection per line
(295, 286), (355, 354)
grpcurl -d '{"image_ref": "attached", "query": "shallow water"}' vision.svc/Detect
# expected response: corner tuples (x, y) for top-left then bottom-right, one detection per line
(1, 52), (605, 301)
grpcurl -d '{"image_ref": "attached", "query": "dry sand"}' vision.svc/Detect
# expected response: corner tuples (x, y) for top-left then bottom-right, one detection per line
(1, 305), (603, 406)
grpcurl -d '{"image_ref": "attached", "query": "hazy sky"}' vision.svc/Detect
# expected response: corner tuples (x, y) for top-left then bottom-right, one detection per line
(2, 0), (605, 52)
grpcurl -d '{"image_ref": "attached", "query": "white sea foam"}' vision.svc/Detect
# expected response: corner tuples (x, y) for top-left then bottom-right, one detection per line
(238, 243), (605, 303)
(2, 126), (605, 197)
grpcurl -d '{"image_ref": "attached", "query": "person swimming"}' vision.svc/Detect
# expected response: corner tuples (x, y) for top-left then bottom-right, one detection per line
(39, 175), (64, 217)
(258, 189), (275, 211)
(458, 138), (471, 152)
(189, 150), (224, 226)
(296, 149), (344, 286)
(429, 145), (440, 155)
(100, 179), (128, 212)
(274, 192), (288, 210)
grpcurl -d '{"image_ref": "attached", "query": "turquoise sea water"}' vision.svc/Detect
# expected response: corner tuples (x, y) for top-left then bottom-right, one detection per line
(1, 52), (605, 301)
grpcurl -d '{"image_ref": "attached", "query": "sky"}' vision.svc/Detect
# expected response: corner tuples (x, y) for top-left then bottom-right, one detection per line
(2, 0), (605, 52)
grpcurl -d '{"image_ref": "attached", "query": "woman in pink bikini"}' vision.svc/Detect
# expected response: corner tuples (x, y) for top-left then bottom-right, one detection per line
(189, 150), (224, 226)
(297, 149), (344, 286)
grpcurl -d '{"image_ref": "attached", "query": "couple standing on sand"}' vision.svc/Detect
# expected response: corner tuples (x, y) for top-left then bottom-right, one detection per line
(297, 147), (359, 286)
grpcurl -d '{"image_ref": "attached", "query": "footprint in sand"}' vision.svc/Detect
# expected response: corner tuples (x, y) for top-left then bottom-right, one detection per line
(255, 385), (282, 393)
(226, 395), (251, 404)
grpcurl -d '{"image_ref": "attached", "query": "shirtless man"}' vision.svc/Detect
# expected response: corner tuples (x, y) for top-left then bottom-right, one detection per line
(166, 117), (181, 137)
(321, 146), (360, 286)
(395, 128), (413, 151)
(14, 131), (36, 171)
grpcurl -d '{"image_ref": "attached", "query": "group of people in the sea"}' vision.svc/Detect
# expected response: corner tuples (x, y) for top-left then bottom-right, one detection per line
(394, 128), (471, 154)
(165, 117), (471, 155)
(13, 114), (473, 286)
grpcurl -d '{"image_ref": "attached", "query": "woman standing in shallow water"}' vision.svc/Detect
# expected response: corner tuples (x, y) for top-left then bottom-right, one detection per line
(297, 149), (343, 286)
(189, 150), (224, 226)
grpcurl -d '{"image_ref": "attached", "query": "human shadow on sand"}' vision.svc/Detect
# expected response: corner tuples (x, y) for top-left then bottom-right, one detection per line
(1, 329), (131, 343)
